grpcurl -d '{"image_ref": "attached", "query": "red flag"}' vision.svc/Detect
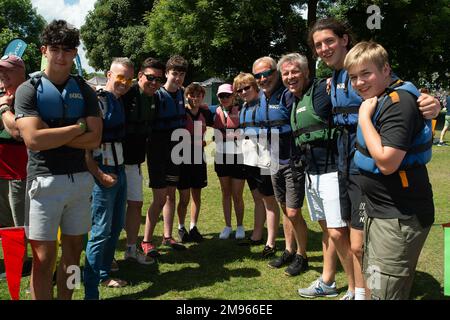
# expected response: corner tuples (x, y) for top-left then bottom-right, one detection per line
(0, 227), (25, 300)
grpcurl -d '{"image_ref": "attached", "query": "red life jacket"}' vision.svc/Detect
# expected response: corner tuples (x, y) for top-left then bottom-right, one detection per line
(185, 106), (209, 147)
(214, 105), (240, 139)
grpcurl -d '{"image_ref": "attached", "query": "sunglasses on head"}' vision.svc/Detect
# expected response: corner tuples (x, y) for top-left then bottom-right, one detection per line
(253, 69), (275, 80)
(144, 74), (164, 83)
(218, 93), (232, 99)
(236, 85), (251, 94)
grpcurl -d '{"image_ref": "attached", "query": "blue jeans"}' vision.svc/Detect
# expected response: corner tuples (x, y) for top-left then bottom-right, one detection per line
(84, 164), (127, 300)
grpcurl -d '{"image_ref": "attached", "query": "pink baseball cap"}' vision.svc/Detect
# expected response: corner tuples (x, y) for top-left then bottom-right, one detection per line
(217, 83), (233, 95)
(0, 55), (25, 70)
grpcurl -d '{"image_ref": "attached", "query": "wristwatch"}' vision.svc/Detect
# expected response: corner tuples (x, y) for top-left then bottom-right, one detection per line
(0, 104), (11, 115)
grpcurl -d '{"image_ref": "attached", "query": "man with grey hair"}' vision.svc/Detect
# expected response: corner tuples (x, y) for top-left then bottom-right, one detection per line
(250, 56), (308, 276)
(278, 52), (355, 298)
(84, 57), (134, 300)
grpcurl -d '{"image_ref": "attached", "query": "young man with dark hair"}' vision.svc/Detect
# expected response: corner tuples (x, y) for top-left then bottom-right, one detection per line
(14, 20), (102, 300)
(142, 55), (188, 256)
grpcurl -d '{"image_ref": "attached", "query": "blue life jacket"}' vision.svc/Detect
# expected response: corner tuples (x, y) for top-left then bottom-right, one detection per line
(239, 98), (260, 136)
(153, 87), (186, 131)
(36, 76), (85, 128)
(355, 80), (432, 174)
(97, 90), (126, 143)
(331, 69), (362, 127)
(31, 74), (88, 173)
(256, 86), (291, 134)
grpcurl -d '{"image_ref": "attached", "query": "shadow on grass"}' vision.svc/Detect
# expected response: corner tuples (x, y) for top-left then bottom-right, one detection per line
(410, 271), (449, 300)
(107, 235), (262, 300)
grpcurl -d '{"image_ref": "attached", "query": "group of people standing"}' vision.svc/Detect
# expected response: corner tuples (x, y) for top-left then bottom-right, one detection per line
(0, 17), (441, 300)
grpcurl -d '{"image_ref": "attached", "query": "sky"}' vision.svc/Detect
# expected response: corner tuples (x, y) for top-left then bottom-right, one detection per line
(31, 0), (97, 73)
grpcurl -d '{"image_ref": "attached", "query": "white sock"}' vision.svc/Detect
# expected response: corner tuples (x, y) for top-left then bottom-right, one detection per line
(190, 222), (196, 230)
(127, 244), (136, 253)
(355, 287), (366, 300)
(178, 224), (185, 230)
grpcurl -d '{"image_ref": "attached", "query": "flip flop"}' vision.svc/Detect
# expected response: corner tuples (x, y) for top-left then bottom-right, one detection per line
(101, 278), (128, 288)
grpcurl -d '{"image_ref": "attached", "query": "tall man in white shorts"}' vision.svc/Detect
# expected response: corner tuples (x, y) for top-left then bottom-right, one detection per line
(277, 53), (355, 298)
(14, 20), (102, 299)
(121, 58), (165, 264)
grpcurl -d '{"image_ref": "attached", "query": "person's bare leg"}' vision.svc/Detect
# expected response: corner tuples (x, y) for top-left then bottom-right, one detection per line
(177, 189), (190, 226)
(317, 220), (337, 285)
(328, 227), (355, 292)
(57, 234), (84, 300)
(285, 207), (308, 258)
(280, 205), (296, 253)
(231, 178), (245, 227)
(262, 195), (280, 248)
(190, 188), (202, 225)
(125, 200), (143, 246)
(143, 188), (167, 242)
(219, 177), (232, 227)
(30, 240), (57, 300)
(250, 189), (265, 241)
(351, 227), (366, 299)
(162, 186), (177, 239)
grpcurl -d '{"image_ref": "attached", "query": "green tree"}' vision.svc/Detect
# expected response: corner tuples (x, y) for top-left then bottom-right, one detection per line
(80, 0), (155, 71)
(329, 0), (450, 88)
(144, 0), (313, 81)
(0, 0), (46, 73)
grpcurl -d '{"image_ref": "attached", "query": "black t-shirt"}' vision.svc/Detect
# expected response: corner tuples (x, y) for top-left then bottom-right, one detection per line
(293, 79), (338, 174)
(122, 85), (157, 165)
(358, 90), (434, 227)
(14, 73), (100, 181)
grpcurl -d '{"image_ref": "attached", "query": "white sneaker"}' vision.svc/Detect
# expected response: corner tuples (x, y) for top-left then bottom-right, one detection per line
(235, 225), (245, 239)
(125, 247), (155, 265)
(219, 226), (232, 239)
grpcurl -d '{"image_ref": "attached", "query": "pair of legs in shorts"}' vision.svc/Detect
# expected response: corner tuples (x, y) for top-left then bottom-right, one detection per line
(214, 153), (246, 240)
(25, 172), (93, 300)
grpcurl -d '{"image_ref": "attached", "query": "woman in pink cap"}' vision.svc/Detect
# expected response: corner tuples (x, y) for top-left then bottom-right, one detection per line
(213, 83), (247, 240)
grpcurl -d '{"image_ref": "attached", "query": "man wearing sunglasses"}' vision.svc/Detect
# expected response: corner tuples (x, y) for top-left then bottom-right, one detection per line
(14, 20), (102, 300)
(253, 56), (309, 277)
(121, 57), (165, 265)
(84, 57), (134, 299)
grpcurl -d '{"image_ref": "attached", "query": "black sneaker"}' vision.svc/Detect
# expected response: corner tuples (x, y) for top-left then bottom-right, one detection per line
(262, 245), (276, 258)
(238, 237), (264, 246)
(285, 254), (309, 276)
(268, 250), (295, 268)
(178, 227), (191, 243)
(189, 226), (204, 243)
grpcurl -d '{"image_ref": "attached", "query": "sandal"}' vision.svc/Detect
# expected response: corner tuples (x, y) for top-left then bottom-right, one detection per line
(101, 278), (128, 288)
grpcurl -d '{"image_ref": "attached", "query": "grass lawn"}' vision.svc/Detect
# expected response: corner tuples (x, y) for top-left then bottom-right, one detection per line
(1, 130), (449, 300)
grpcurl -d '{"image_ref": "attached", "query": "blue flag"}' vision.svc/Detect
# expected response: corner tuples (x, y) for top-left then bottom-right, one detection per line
(3, 38), (27, 58)
(75, 54), (83, 77)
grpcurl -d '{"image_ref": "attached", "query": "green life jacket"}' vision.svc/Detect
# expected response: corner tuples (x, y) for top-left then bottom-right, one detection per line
(290, 79), (334, 148)
(123, 85), (156, 137)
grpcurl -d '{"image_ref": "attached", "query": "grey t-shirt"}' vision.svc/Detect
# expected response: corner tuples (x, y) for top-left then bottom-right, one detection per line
(14, 73), (100, 181)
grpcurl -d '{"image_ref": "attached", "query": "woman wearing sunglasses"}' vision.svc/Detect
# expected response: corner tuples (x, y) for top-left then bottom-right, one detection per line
(234, 73), (275, 253)
(213, 84), (246, 240)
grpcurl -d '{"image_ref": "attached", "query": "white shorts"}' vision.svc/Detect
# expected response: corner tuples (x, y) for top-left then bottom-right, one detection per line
(25, 172), (94, 241)
(305, 171), (347, 229)
(125, 164), (143, 202)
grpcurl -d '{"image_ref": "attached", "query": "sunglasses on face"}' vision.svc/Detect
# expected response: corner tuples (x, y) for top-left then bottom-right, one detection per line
(236, 85), (252, 94)
(144, 74), (164, 83)
(111, 72), (133, 86)
(218, 93), (232, 99)
(253, 69), (275, 80)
